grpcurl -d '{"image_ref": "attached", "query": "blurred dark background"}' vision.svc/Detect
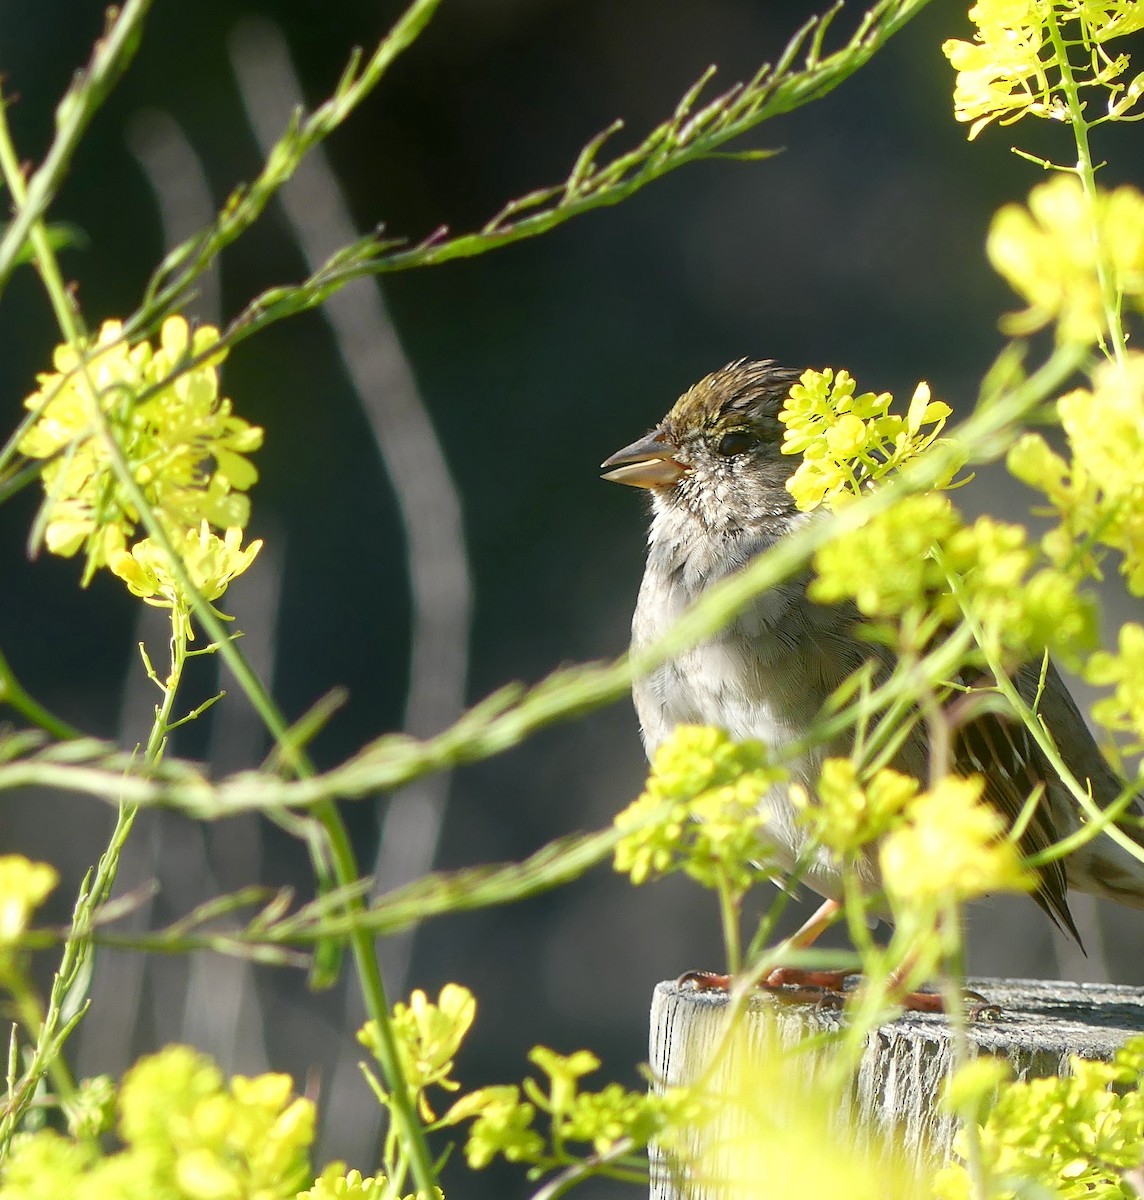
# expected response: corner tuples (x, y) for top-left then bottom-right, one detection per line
(1, 0), (1142, 1194)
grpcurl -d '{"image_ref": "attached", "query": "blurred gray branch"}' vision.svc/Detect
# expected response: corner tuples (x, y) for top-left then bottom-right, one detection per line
(230, 16), (473, 1161)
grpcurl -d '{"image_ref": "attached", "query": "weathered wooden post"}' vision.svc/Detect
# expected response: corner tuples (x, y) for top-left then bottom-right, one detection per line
(649, 978), (1144, 1198)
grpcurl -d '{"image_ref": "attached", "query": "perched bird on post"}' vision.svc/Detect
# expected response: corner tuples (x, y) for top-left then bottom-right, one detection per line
(602, 358), (1144, 983)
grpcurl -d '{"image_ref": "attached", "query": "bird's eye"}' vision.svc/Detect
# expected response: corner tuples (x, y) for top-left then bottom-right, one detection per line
(716, 430), (756, 457)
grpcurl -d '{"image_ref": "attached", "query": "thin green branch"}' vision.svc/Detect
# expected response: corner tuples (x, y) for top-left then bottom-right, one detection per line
(0, 0), (154, 297)
(79, 0), (935, 351)
(0, 803), (135, 1151)
(0, 647), (82, 741)
(132, 0), (443, 330)
(213, 0), (933, 347)
(0, 341), (1086, 820)
(528, 1138), (643, 1200)
(27, 827), (624, 962)
(1043, 4), (1128, 363)
(0, 94), (83, 340)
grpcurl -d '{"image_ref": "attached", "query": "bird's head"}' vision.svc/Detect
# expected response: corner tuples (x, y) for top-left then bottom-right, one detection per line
(601, 359), (805, 531)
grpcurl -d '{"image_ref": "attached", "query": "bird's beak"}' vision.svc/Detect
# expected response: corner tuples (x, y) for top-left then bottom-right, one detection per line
(600, 429), (686, 489)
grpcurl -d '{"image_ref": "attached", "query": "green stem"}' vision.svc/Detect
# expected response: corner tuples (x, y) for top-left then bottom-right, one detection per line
(0, 349), (1089, 822)
(144, 611), (188, 762)
(936, 903), (992, 1200)
(744, 849), (815, 964)
(0, 82), (104, 1137)
(529, 1140), (643, 1200)
(315, 804), (439, 1194)
(0, 647), (82, 741)
(717, 881), (742, 975)
(0, 96), (83, 342)
(1023, 782), (1142, 866)
(1043, 6), (1127, 363)
(117, 555), (435, 1192)
(0, 0), (155, 298)
(0, 799), (141, 1150)
(3, 966), (76, 1108)
(0, 557), (191, 1137)
(132, 0), (932, 340)
(137, 0), (443, 325)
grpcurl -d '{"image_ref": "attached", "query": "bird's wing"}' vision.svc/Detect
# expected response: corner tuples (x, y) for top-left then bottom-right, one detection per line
(954, 701), (1081, 944)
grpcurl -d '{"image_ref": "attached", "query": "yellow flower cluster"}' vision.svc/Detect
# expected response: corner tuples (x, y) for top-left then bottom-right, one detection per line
(300, 1164), (433, 1200)
(359, 983), (476, 1121)
(111, 522), (263, 607)
(0, 855), (57, 946)
(0, 1046), (314, 1199)
(879, 776), (1035, 907)
(811, 493), (963, 625)
(19, 317), (263, 604)
(779, 368), (956, 512)
(942, 0), (1055, 139)
(792, 759), (920, 860)
(1009, 353), (1144, 593)
(441, 1042), (704, 1174)
(793, 762), (1033, 908)
(811, 493), (1097, 665)
(942, 0), (1144, 141)
(949, 514), (1097, 663)
(444, 1083), (544, 1169)
(988, 177), (1144, 342)
(1087, 621), (1144, 752)
(612, 725), (784, 893)
(936, 1036), (1144, 1199)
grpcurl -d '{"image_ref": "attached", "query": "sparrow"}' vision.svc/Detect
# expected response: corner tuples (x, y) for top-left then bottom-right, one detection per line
(602, 358), (1144, 963)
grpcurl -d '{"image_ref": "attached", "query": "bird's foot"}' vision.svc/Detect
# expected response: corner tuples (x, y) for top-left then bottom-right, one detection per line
(677, 970), (1000, 1019)
(677, 967), (853, 1008)
(762, 965), (852, 991)
(887, 983), (1001, 1019)
(676, 970), (733, 991)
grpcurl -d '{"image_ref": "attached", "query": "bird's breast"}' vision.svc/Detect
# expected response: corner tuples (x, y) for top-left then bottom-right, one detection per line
(630, 543), (854, 762)
(628, 530), (889, 900)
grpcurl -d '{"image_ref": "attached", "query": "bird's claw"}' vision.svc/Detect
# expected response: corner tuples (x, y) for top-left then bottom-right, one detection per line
(897, 987), (1002, 1017)
(676, 970), (732, 991)
(813, 988), (845, 1011)
(948, 988), (1003, 1021)
(967, 1001), (1004, 1022)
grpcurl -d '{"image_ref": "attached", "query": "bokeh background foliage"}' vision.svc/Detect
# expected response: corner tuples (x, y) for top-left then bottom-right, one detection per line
(1, 0), (1143, 1195)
